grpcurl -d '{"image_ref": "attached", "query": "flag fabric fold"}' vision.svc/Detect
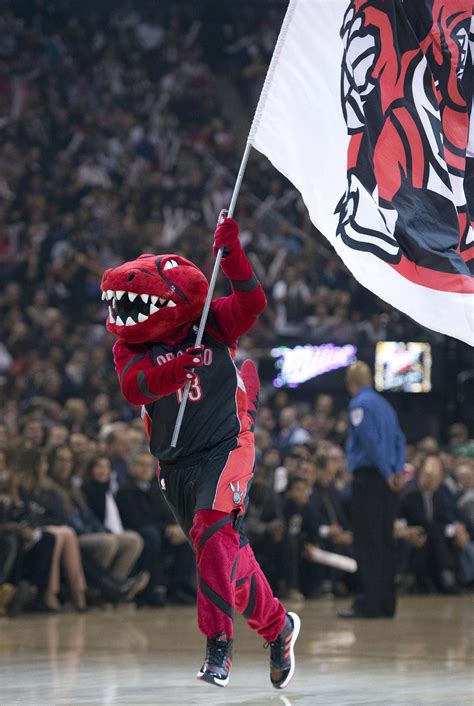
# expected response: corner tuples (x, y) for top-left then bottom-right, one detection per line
(249, 0), (474, 345)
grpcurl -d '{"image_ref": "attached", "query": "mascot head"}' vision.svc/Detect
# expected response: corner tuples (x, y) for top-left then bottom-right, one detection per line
(100, 254), (209, 344)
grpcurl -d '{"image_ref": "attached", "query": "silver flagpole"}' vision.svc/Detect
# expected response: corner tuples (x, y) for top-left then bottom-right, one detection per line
(170, 0), (297, 448)
(170, 141), (253, 448)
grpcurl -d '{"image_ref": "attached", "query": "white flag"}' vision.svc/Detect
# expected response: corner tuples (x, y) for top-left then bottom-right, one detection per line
(249, 0), (474, 345)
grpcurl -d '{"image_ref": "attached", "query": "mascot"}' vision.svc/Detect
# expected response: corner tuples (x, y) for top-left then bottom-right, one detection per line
(101, 214), (300, 689)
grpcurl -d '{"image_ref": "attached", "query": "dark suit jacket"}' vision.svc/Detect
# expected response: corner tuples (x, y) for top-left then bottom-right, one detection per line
(310, 482), (350, 531)
(115, 476), (175, 531)
(398, 482), (458, 530)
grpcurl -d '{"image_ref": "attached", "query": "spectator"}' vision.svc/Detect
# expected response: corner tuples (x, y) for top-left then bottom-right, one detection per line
(82, 455), (152, 601)
(0, 450), (57, 612)
(448, 423), (471, 454)
(10, 445), (88, 611)
(273, 265), (312, 334)
(116, 451), (195, 605)
(279, 476), (319, 601)
(276, 407), (311, 453)
(309, 454), (354, 595)
(244, 466), (286, 594)
(104, 428), (130, 489)
(455, 460), (474, 536)
(398, 455), (466, 593)
(41, 445), (148, 603)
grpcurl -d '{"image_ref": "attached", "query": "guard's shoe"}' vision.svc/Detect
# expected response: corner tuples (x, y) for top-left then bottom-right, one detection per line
(266, 612), (301, 689)
(197, 633), (233, 688)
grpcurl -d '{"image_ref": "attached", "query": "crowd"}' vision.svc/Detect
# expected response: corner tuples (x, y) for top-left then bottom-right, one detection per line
(0, 1), (473, 617)
(0, 397), (473, 616)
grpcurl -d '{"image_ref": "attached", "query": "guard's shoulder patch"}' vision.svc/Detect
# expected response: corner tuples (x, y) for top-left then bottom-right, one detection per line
(350, 407), (364, 427)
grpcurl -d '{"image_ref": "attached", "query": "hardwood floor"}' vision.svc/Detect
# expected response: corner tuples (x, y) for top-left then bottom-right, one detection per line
(0, 595), (472, 705)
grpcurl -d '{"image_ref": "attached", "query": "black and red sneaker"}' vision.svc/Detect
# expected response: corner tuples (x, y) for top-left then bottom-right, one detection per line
(197, 633), (233, 688)
(266, 612), (301, 689)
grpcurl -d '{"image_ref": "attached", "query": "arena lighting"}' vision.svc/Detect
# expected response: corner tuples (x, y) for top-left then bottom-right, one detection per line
(271, 344), (357, 388)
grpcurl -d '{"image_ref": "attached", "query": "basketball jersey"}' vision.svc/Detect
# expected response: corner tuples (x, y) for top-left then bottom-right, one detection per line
(143, 325), (248, 465)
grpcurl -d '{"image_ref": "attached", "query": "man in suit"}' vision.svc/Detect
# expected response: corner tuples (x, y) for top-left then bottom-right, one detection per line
(309, 454), (354, 595)
(339, 361), (405, 618)
(398, 455), (467, 593)
(115, 451), (195, 605)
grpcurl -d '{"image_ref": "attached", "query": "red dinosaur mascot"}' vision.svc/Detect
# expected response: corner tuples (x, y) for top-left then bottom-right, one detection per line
(101, 215), (300, 689)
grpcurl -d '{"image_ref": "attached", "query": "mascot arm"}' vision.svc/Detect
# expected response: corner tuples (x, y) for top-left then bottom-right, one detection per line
(210, 285), (266, 344)
(211, 216), (267, 341)
(113, 339), (204, 405)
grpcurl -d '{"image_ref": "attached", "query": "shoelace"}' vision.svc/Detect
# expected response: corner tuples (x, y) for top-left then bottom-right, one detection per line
(263, 636), (284, 663)
(207, 640), (230, 667)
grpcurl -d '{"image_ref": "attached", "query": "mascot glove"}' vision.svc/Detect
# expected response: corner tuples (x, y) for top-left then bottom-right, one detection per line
(172, 346), (204, 383)
(213, 216), (240, 258)
(213, 212), (253, 281)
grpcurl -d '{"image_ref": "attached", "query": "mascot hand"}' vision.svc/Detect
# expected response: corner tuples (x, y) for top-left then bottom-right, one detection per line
(173, 345), (204, 382)
(213, 213), (240, 258)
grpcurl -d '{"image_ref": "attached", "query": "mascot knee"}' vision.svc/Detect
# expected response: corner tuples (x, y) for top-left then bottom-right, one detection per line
(190, 509), (239, 563)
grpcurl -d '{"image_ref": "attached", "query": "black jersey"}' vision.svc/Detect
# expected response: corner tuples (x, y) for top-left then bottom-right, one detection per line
(144, 326), (247, 465)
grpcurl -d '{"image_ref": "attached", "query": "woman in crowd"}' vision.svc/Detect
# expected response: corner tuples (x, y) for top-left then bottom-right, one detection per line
(82, 455), (146, 588)
(0, 448), (57, 612)
(41, 445), (148, 601)
(9, 445), (88, 611)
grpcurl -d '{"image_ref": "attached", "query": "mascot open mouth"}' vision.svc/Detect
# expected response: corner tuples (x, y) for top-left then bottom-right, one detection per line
(102, 285), (176, 327)
(101, 254), (209, 344)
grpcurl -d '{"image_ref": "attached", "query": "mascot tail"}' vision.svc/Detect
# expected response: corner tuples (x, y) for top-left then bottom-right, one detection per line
(240, 359), (260, 422)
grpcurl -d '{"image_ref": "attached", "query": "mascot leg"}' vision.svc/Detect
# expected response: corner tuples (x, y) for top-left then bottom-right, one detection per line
(191, 509), (239, 687)
(189, 509), (239, 639)
(234, 542), (286, 641)
(234, 542), (300, 689)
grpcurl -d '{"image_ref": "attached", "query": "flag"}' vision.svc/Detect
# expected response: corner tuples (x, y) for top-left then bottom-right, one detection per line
(249, 0), (474, 345)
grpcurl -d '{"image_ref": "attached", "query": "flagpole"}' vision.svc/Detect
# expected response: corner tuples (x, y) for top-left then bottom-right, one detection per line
(170, 0), (298, 448)
(170, 141), (253, 448)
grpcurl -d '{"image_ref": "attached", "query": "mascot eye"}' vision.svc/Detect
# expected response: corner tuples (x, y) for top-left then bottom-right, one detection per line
(164, 260), (178, 271)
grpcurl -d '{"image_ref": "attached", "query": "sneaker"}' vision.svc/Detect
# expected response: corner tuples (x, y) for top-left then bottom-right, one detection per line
(266, 612), (301, 689)
(197, 632), (233, 688)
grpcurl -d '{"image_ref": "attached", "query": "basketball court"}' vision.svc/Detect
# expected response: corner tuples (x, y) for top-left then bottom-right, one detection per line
(1, 595), (472, 705)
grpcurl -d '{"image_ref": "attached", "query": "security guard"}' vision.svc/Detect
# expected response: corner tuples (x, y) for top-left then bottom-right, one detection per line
(339, 361), (405, 618)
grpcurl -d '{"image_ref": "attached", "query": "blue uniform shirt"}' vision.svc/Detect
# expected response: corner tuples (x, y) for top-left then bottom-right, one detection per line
(347, 386), (405, 480)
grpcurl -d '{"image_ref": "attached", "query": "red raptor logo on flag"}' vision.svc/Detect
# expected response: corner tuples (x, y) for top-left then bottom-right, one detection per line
(337, 0), (474, 294)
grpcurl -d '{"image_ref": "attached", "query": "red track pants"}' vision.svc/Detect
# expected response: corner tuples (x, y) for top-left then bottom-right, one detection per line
(189, 509), (286, 642)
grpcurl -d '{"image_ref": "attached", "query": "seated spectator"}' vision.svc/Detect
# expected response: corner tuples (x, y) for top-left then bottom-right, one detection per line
(276, 407), (311, 453)
(0, 534), (18, 615)
(398, 455), (468, 593)
(116, 452), (195, 605)
(455, 460), (474, 536)
(454, 460), (474, 586)
(45, 424), (70, 450)
(0, 449), (57, 612)
(10, 445), (88, 611)
(448, 422), (470, 454)
(309, 454), (354, 595)
(41, 445), (148, 603)
(279, 476), (319, 600)
(82, 455), (151, 600)
(244, 466), (286, 594)
(104, 428), (130, 489)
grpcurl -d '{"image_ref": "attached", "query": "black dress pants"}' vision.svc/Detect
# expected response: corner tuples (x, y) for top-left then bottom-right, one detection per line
(23, 532), (56, 595)
(0, 535), (20, 583)
(351, 467), (398, 617)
